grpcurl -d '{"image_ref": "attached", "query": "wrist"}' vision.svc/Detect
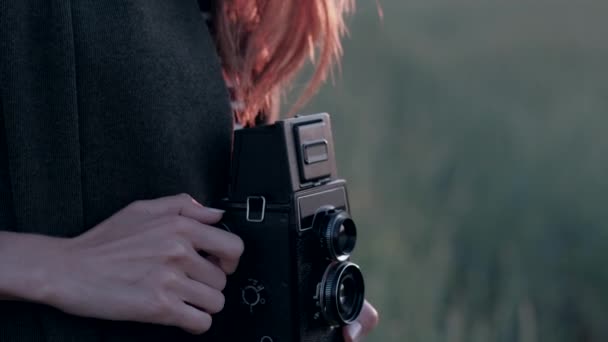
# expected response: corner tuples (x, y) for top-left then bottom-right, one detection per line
(0, 231), (69, 305)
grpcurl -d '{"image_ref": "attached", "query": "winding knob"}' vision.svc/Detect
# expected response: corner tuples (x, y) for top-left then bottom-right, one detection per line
(242, 285), (261, 306)
(241, 278), (267, 313)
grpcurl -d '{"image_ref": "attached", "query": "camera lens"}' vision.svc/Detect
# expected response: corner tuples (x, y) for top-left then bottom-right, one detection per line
(336, 221), (354, 255)
(318, 210), (357, 261)
(319, 262), (365, 326)
(338, 273), (358, 317)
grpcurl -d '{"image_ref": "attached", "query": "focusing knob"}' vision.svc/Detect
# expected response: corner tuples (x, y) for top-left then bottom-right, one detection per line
(242, 286), (260, 306)
(241, 278), (267, 313)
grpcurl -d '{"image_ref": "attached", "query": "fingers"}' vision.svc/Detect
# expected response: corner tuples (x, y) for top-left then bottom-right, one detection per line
(344, 322), (363, 342)
(181, 250), (227, 291)
(176, 219), (244, 275)
(131, 193), (224, 225)
(153, 214), (243, 275)
(173, 276), (225, 315)
(344, 300), (379, 342)
(190, 229), (243, 275)
(358, 300), (380, 333)
(129, 193), (243, 274)
(172, 301), (213, 335)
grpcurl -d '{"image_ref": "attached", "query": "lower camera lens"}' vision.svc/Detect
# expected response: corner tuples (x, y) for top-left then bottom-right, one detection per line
(319, 262), (365, 326)
(338, 273), (358, 317)
(318, 210), (357, 261)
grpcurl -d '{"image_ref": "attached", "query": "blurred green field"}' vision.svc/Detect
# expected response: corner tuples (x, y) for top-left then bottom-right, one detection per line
(297, 0), (608, 341)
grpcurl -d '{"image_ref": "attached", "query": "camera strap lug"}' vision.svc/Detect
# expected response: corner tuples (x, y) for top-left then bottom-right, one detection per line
(246, 196), (266, 222)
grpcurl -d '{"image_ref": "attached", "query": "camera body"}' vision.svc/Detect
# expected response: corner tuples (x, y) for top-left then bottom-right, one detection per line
(207, 113), (365, 342)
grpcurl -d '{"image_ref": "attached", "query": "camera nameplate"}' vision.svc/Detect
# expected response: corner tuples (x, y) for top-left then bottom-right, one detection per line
(296, 185), (348, 232)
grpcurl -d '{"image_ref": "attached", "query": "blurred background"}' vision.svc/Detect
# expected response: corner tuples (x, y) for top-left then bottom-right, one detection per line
(296, 0), (608, 341)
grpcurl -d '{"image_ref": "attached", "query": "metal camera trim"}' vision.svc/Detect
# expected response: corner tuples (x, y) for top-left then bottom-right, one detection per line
(317, 261), (365, 327)
(246, 196), (266, 223)
(296, 187), (348, 231)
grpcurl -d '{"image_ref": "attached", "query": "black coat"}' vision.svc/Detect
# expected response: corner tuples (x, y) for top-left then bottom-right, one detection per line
(0, 0), (233, 340)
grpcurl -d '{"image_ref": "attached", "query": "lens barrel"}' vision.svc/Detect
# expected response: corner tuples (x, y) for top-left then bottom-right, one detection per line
(318, 262), (365, 326)
(317, 209), (357, 261)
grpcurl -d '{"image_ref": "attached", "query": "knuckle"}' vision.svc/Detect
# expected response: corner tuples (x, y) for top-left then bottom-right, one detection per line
(147, 290), (174, 323)
(228, 235), (245, 258)
(205, 258), (227, 289)
(127, 200), (146, 212)
(198, 313), (213, 333)
(157, 269), (180, 290)
(178, 193), (193, 201)
(164, 240), (190, 263)
(186, 325), (206, 335)
(168, 216), (194, 234)
(215, 271), (228, 291)
(216, 292), (226, 313)
(184, 313), (212, 335)
(370, 306), (380, 327)
(223, 262), (239, 276)
(209, 292), (225, 314)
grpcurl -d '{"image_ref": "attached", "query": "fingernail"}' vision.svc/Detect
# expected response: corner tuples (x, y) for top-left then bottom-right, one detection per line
(346, 322), (362, 342)
(206, 207), (225, 214)
(191, 198), (204, 207)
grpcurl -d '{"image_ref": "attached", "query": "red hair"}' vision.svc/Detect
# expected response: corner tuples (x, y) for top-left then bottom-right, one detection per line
(212, 0), (355, 127)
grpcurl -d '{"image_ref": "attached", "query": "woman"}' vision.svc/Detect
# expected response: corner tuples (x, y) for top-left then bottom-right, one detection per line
(0, 0), (378, 341)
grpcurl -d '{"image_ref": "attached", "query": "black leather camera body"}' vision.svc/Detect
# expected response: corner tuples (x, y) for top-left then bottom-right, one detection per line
(208, 113), (365, 342)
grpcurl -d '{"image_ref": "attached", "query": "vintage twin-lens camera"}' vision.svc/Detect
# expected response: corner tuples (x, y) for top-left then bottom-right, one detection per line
(208, 113), (365, 342)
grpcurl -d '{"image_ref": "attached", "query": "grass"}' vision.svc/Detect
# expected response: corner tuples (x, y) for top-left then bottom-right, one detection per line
(294, 0), (608, 341)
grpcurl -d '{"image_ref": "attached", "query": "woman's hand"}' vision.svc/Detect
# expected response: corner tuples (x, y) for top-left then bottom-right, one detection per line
(41, 193), (244, 335)
(343, 300), (380, 342)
